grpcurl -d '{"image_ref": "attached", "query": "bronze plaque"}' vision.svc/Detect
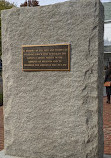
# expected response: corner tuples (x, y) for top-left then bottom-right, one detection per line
(22, 44), (70, 71)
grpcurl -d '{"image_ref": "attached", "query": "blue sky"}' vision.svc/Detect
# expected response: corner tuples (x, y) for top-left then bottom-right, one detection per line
(7, 0), (111, 7)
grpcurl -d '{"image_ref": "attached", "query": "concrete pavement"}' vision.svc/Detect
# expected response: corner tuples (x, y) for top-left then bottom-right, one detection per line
(104, 155), (111, 158)
(0, 150), (110, 158)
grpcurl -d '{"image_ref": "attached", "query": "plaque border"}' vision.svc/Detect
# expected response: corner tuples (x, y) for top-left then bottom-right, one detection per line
(22, 44), (70, 71)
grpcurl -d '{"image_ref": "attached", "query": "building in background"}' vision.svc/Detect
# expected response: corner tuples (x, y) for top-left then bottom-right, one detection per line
(103, 2), (111, 69)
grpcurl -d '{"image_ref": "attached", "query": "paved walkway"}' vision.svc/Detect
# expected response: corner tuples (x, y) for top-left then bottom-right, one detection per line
(104, 155), (111, 158)
(0, 150), (23, 158)
(0, 97), (111, 156)
(103, 97), (111, 154)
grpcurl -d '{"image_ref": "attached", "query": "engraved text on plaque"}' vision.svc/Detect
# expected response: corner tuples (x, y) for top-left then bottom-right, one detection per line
(22, 44), (70, 71)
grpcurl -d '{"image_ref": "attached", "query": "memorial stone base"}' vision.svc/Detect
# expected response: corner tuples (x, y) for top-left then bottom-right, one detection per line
(0, 150), (22, 158)
(0, 151), (108, 158)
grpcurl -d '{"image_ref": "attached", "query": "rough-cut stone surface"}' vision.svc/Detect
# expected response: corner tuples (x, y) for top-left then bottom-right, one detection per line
(1, 0), (104, 158)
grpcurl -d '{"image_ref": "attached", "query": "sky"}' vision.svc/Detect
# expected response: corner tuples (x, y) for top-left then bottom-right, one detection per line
(7, 0), (111, 7)
(8, 0), (69, 7)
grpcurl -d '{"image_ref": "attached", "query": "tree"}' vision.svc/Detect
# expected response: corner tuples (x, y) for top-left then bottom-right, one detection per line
(0, 1), (15, 56)
(20, 0), (39, 7)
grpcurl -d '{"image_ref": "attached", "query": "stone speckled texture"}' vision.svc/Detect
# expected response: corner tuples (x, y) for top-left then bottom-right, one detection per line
(2, 0), (104, 158)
